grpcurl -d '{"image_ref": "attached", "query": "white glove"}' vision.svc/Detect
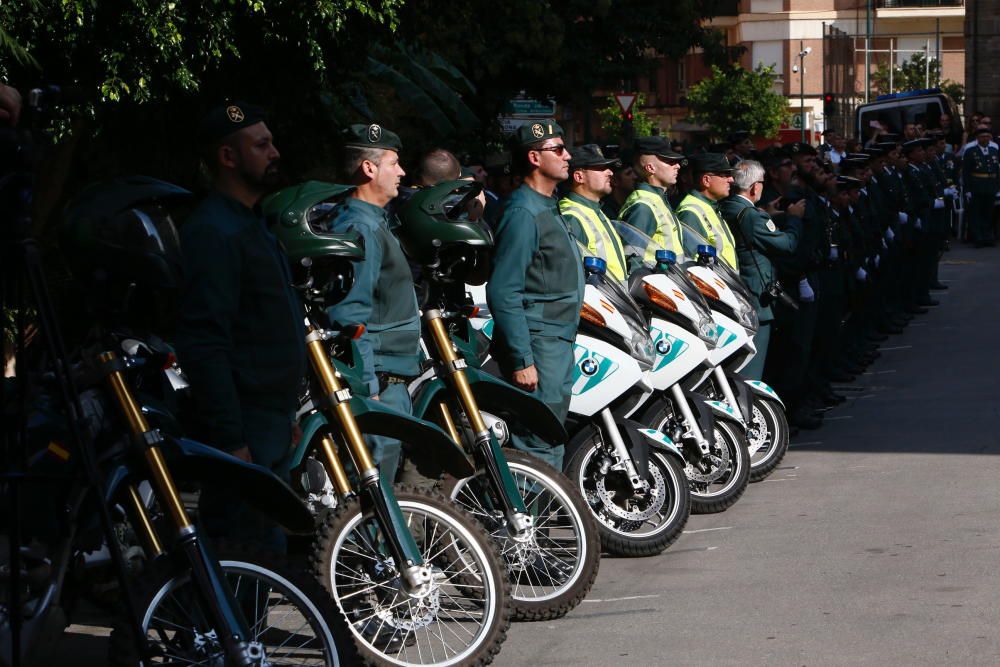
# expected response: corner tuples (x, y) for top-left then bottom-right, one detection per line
(828, 246), (839, 261)
(798, 278), (815, 302)
(915, 217), (923, 229)
(898, 212), (909, 224)
(944, 187), (958, 197)
(885, 227), (895, 241)
(856, 267), (868, 282)
(933, 198), (945, 210)
(874, 254), (881, 268)
(966, 191), (973, 202)
(881, 237), (888, 249)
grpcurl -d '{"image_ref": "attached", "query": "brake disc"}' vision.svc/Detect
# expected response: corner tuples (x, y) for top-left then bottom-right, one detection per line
(685, 432), (732, 484)
(746, 405), (769, 456)
(593, 466), (665, 522)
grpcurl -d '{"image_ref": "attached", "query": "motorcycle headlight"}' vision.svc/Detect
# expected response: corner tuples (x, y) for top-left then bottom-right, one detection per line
(630, 330), (656, 369)
(733, 293), (758, 332)
(697, 316), (719, 348)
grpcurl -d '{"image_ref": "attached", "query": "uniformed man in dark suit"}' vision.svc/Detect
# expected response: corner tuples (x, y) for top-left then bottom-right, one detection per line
(719, 159), (803, 379)
(177, 102), (305, 550)
(962, 126), (1000, 247)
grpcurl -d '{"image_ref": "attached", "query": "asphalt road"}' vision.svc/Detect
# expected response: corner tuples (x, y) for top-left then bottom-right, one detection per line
(54, 244), (1000, 665)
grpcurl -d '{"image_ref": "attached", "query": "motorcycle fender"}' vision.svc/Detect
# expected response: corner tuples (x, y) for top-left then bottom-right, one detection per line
(722, 370), (755, 423)
(412, 368), (568, 445)
(289, 410), (329, 470)
(162, 436), (316, 534)
(350, 395), (474, 479)
(704, 399), (745, 427)
(618, 419), (651, 479)
(683, 389), (717, 445)
(635, 427), (685, 463)
(742, 379), (785, 408)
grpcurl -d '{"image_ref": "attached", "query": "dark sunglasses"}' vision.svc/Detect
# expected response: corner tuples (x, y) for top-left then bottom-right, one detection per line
(535, 144), (568, 156)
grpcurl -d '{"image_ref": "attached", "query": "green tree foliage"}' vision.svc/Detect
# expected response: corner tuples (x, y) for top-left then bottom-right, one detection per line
(685, 64), (788, 139)
(872, 52), (965, 106)
(596, 93), (659, 139)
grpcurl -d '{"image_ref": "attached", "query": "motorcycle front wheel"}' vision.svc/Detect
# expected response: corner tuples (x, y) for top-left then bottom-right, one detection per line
(565, 425), (690, 557)
(747, 396), (790, 482)
(440, 450), (601, 622)
(312, 486), (511, 667)
(109, 540), (356, 666)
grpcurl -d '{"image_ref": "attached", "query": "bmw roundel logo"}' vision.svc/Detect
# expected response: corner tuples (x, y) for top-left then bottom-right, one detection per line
(580, 359), (599, 376)
(655, 339), (671, 355)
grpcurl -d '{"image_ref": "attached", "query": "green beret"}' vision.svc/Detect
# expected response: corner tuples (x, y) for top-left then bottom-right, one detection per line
(514, 119), (564, 147)
(688, 152), (733, 175)
(343, 123), (402, 152)
(198, 101), (266, 146)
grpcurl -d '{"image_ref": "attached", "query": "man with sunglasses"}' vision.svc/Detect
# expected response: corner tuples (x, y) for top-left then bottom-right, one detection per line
(619, 136), (688, 257)
(558, 144), (629, 281)
(677, 152), (738, 269)
(486, 119), (583, 469)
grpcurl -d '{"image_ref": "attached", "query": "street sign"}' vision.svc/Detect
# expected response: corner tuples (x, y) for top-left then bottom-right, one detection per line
(498, 117), (532, 135)
(502, 98), (556, 116)
(614, 93), (637, 115)
(792, 114), (802, 129)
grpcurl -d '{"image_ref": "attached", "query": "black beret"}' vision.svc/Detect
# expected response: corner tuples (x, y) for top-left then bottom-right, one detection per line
(514, 119), (563, 147)
(343, 123), (402, 152)
(198, 101), (267, 146)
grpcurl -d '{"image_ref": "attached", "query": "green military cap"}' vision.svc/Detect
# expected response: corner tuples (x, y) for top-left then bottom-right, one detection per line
(688, 152), (733, 175)
(343, 123), (403, 152)
(197, 101), (266, 146)
(484, 152), (512, 175)
(634, 136), (685, 161)
(514, 119), (564, 147)
(568, 144), (619, 171)
(782, 141), (818, 157)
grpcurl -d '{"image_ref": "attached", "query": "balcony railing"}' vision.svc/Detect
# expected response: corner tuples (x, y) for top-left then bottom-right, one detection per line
(876, 0), (963, 8)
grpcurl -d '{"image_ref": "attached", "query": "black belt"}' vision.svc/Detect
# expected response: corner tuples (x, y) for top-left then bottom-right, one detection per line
(376, 371), (414, 393)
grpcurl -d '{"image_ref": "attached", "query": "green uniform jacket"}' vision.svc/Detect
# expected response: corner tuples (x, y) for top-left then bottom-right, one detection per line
(325, 198), (421, 397)
(962, 145), (1000, 195)
(487, 184), (584, 370)
(175, 192), (306, 451)
(719, 194), (801, 322)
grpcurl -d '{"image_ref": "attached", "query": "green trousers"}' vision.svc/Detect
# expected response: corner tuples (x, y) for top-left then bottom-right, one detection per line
(743, 321), (771, 381)
(199, 405), (292, 553)
(498, 334), (574, 471)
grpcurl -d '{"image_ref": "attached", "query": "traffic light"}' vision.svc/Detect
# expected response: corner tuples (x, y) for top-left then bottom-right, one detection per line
(823, 92), (837, 116)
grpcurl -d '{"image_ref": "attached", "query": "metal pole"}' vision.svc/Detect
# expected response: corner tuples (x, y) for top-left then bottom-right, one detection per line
(925, 40), (930, 89)
(865, 0), (872, 103)
(935, 19), (941, 86)
(800, 40), (806, 143)
(889, 38), (894, 92)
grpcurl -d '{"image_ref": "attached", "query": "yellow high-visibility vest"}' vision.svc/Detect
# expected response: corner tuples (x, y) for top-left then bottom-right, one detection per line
(559, 197), (628, 282)
(677, 194), (739, 270)
(619, 188), (685, 264)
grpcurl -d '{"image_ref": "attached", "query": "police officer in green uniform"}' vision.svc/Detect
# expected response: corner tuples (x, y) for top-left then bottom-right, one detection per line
(619, 137), (687, 257)
(176, 102), (305, 549)
(720, 159), (803, 380)
(676, 153), (739, 269)
(487, 119), (583, 469)
(962, 126), (1000, 247)
(324, 123), (419, 481)
(559, 144), (629, 282)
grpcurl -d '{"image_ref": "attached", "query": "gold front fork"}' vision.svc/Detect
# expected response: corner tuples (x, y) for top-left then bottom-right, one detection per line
(100, 351), (193, 537)
(318, 434), (353, 497)
(424, 310), (488, 434)
(125, 483), (164, 557)
(304, 325), (377, 481)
